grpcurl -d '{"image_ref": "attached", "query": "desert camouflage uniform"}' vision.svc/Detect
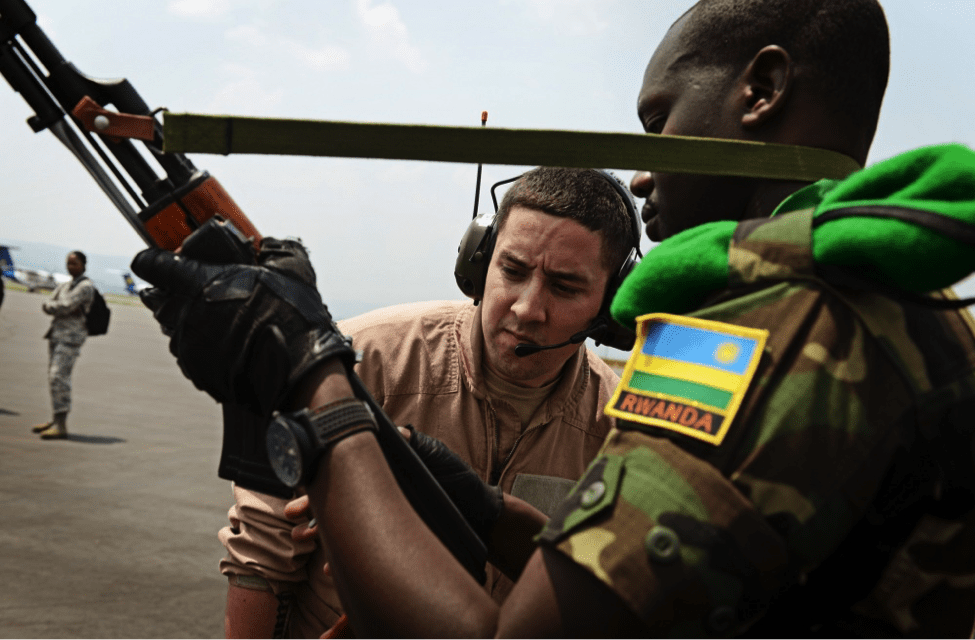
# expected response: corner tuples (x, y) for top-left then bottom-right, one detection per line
(537, 207), (975, 636)
(42, 276), (94, 413)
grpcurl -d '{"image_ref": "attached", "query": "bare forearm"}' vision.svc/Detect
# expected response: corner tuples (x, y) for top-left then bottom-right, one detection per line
(307, 432), (499, 637)
(224, 583), (278, 639)
(488, 494), (547, 581)
(289, 361), (498, 635)
(286, 359), (355, 410)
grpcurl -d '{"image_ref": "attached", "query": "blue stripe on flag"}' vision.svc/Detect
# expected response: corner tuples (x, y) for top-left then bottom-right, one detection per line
(641, 322), (758, 375)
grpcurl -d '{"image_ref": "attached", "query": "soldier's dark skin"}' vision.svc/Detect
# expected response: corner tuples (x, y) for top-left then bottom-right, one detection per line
(289, 5), (875, 636)
(293, 361), (645, 637)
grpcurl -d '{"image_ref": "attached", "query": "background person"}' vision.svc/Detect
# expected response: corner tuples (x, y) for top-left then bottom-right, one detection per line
(31, 251), (94, 440)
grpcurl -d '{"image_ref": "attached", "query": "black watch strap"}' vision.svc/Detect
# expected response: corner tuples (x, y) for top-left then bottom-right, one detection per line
(307, 398), (378, 449)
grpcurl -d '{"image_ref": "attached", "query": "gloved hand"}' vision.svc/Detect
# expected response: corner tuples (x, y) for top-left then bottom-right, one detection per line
(404, 426), (503, 544)
(131, 235), (356, 417)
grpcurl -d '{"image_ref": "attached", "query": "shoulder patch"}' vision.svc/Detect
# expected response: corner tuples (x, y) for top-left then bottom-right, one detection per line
(605, 313), (768, 446)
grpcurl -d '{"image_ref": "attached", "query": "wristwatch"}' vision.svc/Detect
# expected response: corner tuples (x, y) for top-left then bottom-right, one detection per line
(266, 398), (378, 488)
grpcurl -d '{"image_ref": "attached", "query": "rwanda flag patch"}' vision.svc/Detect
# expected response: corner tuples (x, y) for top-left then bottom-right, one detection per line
(606, 313), (768, 446)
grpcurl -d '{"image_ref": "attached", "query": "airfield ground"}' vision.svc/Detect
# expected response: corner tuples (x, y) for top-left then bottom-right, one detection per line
(0, 288), (227, 638)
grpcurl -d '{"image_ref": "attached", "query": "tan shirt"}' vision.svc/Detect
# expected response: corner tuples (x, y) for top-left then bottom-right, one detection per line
(483, 364), (558, 432)
(218, 300), (619, 637)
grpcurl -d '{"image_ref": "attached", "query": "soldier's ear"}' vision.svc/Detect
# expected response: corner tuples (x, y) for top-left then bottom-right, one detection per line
(740, 45), (792, 130)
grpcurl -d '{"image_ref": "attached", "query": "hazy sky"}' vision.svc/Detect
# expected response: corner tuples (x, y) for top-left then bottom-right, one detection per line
(2, 0), (974, 325)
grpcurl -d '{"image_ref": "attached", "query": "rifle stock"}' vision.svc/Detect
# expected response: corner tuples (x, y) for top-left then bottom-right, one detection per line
(0, 0), (487, 583)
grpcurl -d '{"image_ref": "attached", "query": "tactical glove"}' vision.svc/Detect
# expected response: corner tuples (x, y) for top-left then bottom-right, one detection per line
(405, 427), (503, 544)
(131, 236), (356, 418)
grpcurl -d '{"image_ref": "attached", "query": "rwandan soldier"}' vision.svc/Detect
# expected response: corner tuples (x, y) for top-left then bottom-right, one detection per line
(133, 0), (975, 635)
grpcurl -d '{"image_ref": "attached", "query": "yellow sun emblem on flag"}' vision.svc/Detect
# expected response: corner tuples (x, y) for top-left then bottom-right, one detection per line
(713, 341), (740, 365)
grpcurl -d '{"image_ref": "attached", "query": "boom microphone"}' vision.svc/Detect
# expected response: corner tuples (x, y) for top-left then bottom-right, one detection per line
(514, 320), (607, 357)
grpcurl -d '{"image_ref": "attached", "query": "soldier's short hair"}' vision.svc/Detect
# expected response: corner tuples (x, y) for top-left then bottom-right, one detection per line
(681, 0), (890, 143)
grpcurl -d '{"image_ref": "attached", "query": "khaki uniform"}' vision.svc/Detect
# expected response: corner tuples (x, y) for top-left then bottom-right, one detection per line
(42, 276), (93, 413)
(219, 300), (619, 637)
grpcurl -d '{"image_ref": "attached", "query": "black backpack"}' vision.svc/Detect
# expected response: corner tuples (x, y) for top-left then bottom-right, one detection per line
(71, 277), (110, 336)
(86, 287), (110, 336)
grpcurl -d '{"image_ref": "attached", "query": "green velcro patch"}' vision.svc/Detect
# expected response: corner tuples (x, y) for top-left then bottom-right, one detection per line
(536, 455), (624, 544)
(606, 313), (768, 446)
(510, 474), (579, 518)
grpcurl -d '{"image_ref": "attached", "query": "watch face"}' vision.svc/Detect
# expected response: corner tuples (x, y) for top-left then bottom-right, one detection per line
(267, 418), (303, 488)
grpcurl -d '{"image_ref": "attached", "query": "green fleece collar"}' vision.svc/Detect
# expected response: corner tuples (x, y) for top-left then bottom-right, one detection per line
(611, 144), (975, 330)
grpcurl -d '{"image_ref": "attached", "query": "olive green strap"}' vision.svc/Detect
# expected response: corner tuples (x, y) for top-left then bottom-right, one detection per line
(162, 113), (861, 181)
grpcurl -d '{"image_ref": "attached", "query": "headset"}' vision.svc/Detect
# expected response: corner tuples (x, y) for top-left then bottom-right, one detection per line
(454, 169), (643, 354)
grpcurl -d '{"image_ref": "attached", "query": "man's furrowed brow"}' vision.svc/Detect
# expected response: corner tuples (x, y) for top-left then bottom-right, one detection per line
(545, 268), (589, 285)
(498, 250), (531, 270)
(499, 249), (591, 285)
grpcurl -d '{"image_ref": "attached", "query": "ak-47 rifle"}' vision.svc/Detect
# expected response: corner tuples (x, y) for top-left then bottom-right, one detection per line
(0, 0), (486, 583)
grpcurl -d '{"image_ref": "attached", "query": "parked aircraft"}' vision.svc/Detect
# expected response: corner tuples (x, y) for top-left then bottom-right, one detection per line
(122, 272), (149, 296)
(0, 245), (71, 292)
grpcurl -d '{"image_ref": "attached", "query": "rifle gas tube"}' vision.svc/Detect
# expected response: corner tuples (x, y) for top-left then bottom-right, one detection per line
(0, 0), (487, 582)
(0, 0), (258, 250)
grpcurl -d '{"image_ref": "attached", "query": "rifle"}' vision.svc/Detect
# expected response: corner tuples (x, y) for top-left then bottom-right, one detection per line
(0, 0), (486, 583)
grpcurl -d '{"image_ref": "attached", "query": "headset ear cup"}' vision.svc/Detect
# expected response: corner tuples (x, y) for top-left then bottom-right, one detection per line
(594, 320), (637, 352)
(592, 170), (642, 352)
(596, 169), (642, 253)
(594, 247), (640, 351)
(615, 246), (640, 286)
(454, 213), (497, 301)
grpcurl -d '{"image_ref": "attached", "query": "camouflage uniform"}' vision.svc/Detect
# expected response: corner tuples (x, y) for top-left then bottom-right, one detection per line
(42, 276), (94, 413)
(537, 154), (975, 636)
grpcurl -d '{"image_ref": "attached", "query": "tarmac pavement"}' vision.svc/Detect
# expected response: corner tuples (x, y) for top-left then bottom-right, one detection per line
(0, 288), (232, 638)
